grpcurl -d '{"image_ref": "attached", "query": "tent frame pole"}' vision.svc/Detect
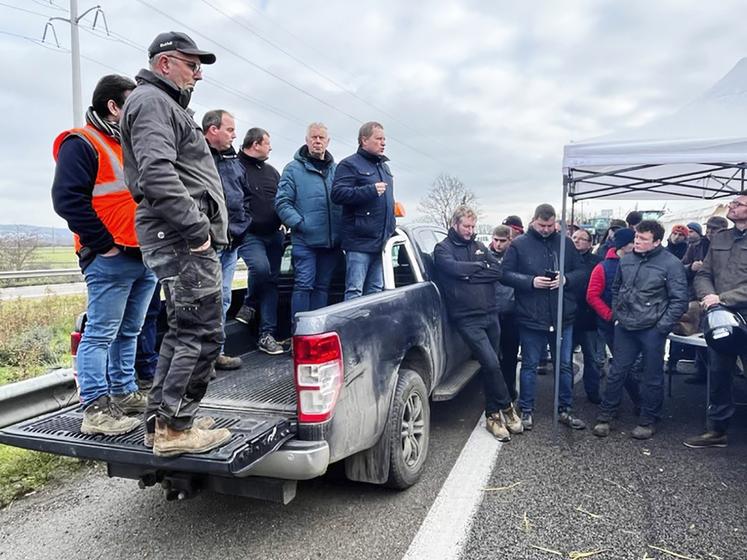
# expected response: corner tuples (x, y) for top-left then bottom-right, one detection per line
(554, 173), (571, 431)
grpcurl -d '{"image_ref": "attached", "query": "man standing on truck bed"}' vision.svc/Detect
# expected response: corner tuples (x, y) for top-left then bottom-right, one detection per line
(434, 205), (523, 442)
(120, 31), (231, 457)
(331, 121), (396, 300)
(52, 75), (158, 436)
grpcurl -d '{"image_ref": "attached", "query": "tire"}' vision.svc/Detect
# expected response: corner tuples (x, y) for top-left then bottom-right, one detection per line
(385, 368), (431, 489)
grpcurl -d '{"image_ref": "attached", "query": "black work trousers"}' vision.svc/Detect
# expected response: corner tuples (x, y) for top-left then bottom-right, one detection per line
(498, 312), (519, 401)
(142, 244), (224, 431)
(455, 315), (512, 417)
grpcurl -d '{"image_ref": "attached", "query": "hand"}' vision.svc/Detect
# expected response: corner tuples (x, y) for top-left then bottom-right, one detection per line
(101, 246), (120, 257)
(691, 260), (703, 272)
(375, 182), (387, 196)
(190, 236), (211, 252)
(533, 276), (554, 289)
(548, 277), (564, 290)
(701, 294), (721, 309)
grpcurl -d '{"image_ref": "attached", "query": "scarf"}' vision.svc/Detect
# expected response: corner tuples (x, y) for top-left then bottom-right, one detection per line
(85, 106), (121, 142)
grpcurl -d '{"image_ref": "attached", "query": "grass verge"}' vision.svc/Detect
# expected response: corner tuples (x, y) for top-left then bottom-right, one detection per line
(0, 445), (85, 509)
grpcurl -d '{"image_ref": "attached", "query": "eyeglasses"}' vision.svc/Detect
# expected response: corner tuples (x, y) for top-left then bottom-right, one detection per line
(728, 200), (747, 208)
(166, 55), (201, 74)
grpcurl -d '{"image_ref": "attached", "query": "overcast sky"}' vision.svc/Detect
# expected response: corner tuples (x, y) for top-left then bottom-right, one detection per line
(1, 0), (745, 228)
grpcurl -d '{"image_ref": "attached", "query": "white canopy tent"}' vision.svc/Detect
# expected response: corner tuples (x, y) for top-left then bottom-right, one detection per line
(549, 58), (747, 427)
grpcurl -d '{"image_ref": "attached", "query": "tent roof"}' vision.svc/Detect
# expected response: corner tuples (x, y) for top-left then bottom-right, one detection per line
(563, 58), (747, 201)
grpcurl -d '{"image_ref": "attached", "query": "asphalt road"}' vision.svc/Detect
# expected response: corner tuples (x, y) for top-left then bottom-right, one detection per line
(465, 371), (747, 560)
(0, 378), (486, 560)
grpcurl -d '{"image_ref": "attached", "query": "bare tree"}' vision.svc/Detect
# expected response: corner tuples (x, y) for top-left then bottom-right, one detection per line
(0, 232), (40, 271)
(417, 173), (480, 229)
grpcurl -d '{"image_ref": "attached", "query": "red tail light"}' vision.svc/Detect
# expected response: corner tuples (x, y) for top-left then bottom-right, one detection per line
(70, 331), (82, 357)
(293, 332), (343, 423)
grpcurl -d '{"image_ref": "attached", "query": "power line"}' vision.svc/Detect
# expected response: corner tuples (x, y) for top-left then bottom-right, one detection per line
(134, 0), (439, 165)
(199, 0), (421, 135)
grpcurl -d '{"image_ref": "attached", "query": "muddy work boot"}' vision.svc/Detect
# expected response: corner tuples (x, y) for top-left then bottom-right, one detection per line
(631, 424), (655, 440)
(501, 403), (524, 435)
(486, 412), (511, 442)
(81, 396), (140, 436)
(111, 390), (148, 414)
(144, 416), (216, 448)
(592, 421), (611, 437)
(153, 419), (231, 457)
(215, 353), (242, 370)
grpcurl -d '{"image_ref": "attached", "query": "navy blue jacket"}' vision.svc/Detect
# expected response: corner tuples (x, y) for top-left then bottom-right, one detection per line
(239, 151), (281, 236)
(210, 146), (251, 244)
(501, 228), (586, 331)
(434, 228), (503, 321)
(330, 148), (395, 253)
(275, 146), (341, 248)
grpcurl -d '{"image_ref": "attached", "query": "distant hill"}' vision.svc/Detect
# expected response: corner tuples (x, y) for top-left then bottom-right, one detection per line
(0, 224), (73, 246)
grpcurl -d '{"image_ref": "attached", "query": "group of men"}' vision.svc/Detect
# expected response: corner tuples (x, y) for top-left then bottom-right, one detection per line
(51, 30), (743, 459)
(52, 32), (395, 458)
(433, 200), (746, 448)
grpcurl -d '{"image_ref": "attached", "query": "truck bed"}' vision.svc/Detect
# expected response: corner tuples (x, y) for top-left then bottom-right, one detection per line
(0, 351), (297, 477)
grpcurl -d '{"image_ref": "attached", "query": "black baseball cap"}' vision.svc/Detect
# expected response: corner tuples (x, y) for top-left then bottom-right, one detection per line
(148, 31), (216, 64)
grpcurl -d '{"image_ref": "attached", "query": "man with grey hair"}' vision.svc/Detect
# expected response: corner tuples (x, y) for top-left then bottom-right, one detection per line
(234, 127), (285, 355)
(120, 31), (231, 457)
(203, 109), (248, 370)
(331, 121), (396, 300)
(434, 206), (523, 441)
(275, 123), (341, 323)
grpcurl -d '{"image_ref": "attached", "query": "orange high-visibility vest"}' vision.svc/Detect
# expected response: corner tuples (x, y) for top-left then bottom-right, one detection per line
(52, 124), (139, 252)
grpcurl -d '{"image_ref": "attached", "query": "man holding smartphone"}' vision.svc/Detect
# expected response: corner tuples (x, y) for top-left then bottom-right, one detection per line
(502, 203), (587, 431)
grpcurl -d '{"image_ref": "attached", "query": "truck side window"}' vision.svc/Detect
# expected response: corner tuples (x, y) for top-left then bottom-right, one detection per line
(391, 243), (416, 287)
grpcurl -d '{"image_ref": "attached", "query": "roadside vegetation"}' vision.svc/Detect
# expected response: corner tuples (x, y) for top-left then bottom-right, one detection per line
(0, 445), (85, 508)
(0, 294), (85, 385)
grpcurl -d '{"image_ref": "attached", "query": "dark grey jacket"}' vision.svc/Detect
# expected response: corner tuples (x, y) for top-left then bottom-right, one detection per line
(612, 245), (688, 333)
(121, 69), (228, 251)
(694, 227), (747, 315)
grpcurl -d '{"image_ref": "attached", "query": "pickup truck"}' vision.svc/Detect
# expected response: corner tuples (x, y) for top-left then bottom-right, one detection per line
(0, 225), (480, 504)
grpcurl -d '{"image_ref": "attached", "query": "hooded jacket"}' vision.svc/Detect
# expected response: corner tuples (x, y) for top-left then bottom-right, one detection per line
(121, 69), (228, 251)
(275, 145), (341, 248)
(612, 245), (688, 332)
(434, 228), (502, 321)
(501, 227), (586, 330)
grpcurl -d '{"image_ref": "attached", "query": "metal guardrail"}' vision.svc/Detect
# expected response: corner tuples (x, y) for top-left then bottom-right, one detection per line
(1, 262), (249, 282)
(0, 368), (78, 429)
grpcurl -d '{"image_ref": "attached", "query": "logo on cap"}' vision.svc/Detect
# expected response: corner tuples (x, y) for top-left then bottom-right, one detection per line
(159, 41), (173, 47)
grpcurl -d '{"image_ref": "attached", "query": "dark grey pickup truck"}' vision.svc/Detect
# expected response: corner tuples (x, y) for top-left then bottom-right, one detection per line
(0, 225), (480, 504)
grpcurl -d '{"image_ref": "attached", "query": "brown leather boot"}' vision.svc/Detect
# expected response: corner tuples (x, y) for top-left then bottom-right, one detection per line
(153, 419), (231, 457)
(144, 416), (216, 448)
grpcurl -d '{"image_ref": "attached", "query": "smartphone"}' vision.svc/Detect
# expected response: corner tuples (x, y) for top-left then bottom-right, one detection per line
(544, 269), (558, 280)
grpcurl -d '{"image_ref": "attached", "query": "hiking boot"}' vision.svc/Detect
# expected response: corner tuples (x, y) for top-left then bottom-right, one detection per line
(501, 403), (524, 435)
(521, 411), (533, 431)
(258, 333), (283, 355)
(81, 396), (140, 436)
(153, 419), (231, 457)
(215, 353), (241, 370)
(144, 416), (216, 448)
(631, 424), (655, 440)
(683, 431), (728, 449)
(592, 421), (610, 437)
(486, 413), (510, 442)
(111, 390), (148, 414)
(559, 411), (586, 430)
(235, 304), (256, 325)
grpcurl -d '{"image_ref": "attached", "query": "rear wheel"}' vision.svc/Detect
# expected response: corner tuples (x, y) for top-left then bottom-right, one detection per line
(385, 369), (430, 489)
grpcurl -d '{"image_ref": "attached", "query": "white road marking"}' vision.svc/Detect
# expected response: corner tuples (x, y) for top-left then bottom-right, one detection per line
(402, 417), (503, 560)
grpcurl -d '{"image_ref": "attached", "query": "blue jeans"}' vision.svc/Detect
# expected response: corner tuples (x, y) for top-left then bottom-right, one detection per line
(344, 251), (383, 300)
(599, 325), (666, 426)
(135, 283), (161, 381)
(291, 243), (340, 319)
(519, 325), (574, 413)
(77, 253), (158, 406)
(218, 247), (238, 352)
(237, 231), (283, 335)
(574, 328), (604, 400)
